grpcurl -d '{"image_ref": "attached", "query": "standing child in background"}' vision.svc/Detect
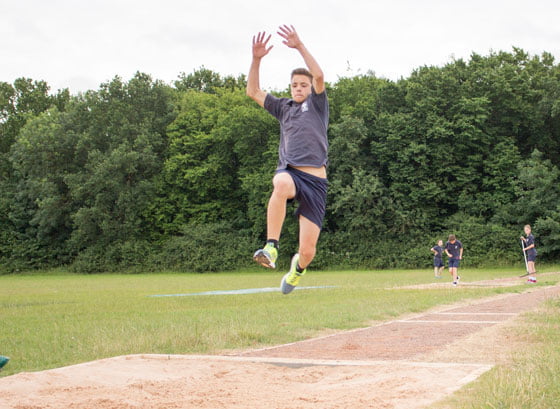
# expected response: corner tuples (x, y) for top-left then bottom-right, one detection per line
(431, 240), (444, 279)
(246, 26), (329, 295)
(445, 234), (463, 287)
(521, 224), (537, 277)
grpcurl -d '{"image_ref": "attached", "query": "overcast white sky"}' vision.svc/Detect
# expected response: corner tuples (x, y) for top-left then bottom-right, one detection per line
(2, 0), (559, 93)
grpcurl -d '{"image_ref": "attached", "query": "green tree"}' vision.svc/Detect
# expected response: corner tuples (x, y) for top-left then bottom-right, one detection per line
(175, 67), (246, 93)
(66, 74), (175, 258)
(154, 88), (277, 236)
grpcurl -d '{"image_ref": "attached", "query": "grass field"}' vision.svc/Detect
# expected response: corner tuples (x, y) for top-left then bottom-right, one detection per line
(2, 265), (558, 380)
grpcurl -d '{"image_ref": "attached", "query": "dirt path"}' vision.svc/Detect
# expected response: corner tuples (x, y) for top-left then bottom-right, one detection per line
(1, 276), (559, 409)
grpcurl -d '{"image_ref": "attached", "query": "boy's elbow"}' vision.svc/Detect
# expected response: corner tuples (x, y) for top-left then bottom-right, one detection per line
(313, 72), (325, 92)
(246, 86), (258, 99)
(313, 70), (324, 82)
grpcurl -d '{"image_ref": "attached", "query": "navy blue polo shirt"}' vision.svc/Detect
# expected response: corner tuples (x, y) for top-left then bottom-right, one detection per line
(526, 234), (537, 257)
(432, 245), (443, 259)
(445, 240), (463, 259)
(264, 88), (329, 170)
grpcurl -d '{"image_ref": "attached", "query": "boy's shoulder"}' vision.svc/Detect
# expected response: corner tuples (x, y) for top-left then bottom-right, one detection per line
(265, 93), (291, 105)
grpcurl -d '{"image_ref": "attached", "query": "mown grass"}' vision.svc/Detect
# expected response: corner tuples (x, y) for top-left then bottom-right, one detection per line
(0, 266), (558, 378)
(435, 297), (560, 409)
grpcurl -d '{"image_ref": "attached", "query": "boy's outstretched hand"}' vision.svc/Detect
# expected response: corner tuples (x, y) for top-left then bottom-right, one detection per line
(252, 32), (273, 59)
(278, 25), (302, 49)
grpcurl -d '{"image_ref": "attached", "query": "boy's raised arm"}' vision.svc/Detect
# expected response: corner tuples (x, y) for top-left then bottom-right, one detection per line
(246, 32), (273, 107)
(278, 25), (325, 94)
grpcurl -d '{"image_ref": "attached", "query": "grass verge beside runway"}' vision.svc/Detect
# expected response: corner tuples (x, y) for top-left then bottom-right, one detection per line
(1, 266), (558, 378)
(435, 297), (560, 409)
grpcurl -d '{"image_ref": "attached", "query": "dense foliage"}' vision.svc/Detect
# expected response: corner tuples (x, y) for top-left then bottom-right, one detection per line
(1, 49), (559, 273)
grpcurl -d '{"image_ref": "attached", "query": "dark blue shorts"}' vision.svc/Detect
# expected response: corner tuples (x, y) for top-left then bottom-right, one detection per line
(448, 258), (460, 268)
(527, 253), (537, 262)
(277, 166), (328, 229)
(434, 258), (444, 267)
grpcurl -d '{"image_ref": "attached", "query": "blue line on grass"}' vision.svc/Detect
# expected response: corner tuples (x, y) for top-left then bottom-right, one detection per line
(149, 286), (337, 297)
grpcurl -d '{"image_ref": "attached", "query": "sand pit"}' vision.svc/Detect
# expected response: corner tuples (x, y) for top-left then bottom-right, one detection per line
(1, 279), (559, 409)
(0, 355), (491, 409)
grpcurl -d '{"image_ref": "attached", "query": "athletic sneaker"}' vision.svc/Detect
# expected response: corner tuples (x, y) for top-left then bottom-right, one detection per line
(253, 243), (278, 269)
(452, 281), (457, 287)
(457, 276), (461, 283)
(281, 254), (306, 295)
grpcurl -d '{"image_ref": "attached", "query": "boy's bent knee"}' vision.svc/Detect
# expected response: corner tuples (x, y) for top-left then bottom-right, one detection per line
(272, 173), (296, 198)
(299, 245), (316, 262)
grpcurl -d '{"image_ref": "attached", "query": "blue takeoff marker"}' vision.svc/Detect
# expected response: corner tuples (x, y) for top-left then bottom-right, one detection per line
(149, 286), (336, 298)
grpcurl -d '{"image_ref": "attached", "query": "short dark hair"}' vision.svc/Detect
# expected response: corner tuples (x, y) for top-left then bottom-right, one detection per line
(448, 234), (456, 241)
(291, 68), (313, 81)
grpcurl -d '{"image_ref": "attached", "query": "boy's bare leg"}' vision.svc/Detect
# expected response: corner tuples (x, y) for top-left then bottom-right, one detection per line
(298, 215), (321, 269)
(434, 267), (439, 277)
(450, 267), (457, 282)
(280, 215), (320, 295)
(528, 261), (536, 274)
(267, 172), (296, 240)
(254, 172), (296, 268)
(439, 267), (444, 276)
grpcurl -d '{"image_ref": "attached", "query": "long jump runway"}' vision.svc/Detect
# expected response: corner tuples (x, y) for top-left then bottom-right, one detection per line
(1, 280), (559, 409)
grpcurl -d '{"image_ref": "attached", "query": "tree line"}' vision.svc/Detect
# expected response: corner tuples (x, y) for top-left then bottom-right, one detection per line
(1, 49), (559, 273)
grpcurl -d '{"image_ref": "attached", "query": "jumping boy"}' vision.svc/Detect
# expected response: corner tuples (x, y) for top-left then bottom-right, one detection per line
(445, 234), (463, 286)
(246, 25), (328, 295)
(521, 224), (537, 275)
(431, 240), (444, 278)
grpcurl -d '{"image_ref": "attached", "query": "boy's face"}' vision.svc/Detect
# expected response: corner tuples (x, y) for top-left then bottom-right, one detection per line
(438, 240), (443, 246)
(291, 74), (312, 103)
(524, 226), (531, 235)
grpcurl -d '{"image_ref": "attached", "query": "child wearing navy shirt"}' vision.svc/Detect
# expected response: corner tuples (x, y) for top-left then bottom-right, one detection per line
(445, 234), (463, 287)
(521, 224), (537, 276)
(431, 240), (444, 278)
(246, 25), (328, 295)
